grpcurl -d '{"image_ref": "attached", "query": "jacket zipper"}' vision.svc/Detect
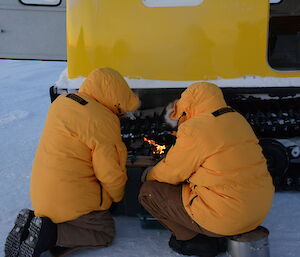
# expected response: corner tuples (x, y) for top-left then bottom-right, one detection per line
(99, 183), (103, 207)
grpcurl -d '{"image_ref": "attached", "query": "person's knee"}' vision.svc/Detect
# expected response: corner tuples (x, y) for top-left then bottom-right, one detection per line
(139, 181), (153, 195)
(139, 181), (162, 208)
(139, 181), (158, 199)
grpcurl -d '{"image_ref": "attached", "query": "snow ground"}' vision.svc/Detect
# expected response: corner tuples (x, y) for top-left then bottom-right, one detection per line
(0, 59), (299, 257)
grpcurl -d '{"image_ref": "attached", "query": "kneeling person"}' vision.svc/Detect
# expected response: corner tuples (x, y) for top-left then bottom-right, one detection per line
(5, 68), (140, 257)
(139, 83), (274, 257)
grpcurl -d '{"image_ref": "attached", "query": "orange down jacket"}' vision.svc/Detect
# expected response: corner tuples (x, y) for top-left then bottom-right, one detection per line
(147, 83), (274, 236)
(31, 68), (139, 223)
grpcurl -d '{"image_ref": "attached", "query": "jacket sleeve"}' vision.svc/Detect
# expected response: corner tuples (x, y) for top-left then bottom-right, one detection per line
(92, 141), (128, 202)
(147, 124), (205, 185)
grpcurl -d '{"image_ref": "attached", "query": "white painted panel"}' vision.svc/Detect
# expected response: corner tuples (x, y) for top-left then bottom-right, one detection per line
(0, 0), (66, 60)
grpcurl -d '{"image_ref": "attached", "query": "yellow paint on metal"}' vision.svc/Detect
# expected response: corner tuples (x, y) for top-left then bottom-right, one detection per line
(66, 0), (300, 81)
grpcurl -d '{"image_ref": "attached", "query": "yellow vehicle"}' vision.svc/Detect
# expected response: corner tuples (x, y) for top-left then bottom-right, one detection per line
(54, 0), (300, 192)
(66, 0), (300, 83)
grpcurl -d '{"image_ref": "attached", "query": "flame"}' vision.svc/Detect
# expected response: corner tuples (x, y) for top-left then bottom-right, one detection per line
(144, 137), (166, 155)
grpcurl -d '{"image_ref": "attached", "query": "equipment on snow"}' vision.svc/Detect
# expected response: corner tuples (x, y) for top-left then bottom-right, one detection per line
(227, 226), (270, 257)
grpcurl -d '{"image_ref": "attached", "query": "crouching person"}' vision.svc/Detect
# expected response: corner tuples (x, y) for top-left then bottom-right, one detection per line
(139, 83), (274, 257)
(5, 68), (140, 257)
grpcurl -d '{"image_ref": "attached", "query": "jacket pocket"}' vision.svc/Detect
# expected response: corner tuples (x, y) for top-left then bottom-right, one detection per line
(115, 142), (127, 172)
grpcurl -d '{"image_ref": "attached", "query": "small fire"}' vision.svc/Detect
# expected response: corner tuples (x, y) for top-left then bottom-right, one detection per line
(144, 137), (166, 155)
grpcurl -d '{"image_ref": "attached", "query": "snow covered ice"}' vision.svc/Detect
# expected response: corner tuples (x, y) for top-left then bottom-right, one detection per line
(0, 59), (299, 257)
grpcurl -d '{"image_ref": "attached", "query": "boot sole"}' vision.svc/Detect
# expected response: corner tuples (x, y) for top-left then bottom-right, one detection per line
(5, 209), (33, 257)
(19, 217), (43, 257)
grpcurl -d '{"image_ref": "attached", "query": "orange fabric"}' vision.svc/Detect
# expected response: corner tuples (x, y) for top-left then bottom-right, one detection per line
(147, 83), (274, 236)
(31, 68), (139, 223)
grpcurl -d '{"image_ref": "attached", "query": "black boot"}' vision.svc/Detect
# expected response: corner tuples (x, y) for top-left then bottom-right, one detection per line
(5, 209), (35, 257)
(216, 237), (227, 253)
(169, 234), (224, 257)
(19, 216), (57, 257)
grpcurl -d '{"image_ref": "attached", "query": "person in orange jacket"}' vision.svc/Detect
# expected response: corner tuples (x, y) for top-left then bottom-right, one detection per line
(139, 82), (274, 257)
(5, 68), (140, 257)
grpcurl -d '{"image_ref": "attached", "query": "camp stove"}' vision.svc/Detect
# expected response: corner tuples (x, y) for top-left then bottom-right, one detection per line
(120, 109), (176, 161)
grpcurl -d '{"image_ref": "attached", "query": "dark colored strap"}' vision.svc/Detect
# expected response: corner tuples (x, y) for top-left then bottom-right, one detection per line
(212, 107), (235, 117)
(66, 93), (88, 106)
(189, 195), (198, 206)
(99, 183), (103, 207)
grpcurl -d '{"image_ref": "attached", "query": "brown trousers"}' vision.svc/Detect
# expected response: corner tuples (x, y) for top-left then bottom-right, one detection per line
(56, 210), (115, 248)
(139, 181), (222, 240)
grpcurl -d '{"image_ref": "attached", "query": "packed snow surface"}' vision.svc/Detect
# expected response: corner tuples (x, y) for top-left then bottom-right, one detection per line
(0, 60), (299, 257)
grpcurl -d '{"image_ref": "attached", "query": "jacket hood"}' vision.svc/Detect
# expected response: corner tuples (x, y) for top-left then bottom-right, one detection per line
(78, 68), (140, 115)
(171, 82), (227, 121)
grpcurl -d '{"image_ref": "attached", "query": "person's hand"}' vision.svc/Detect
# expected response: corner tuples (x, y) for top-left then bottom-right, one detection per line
(164, 101), (178, 128)
(141, 166), (153, 183)
(125, 111), (136, 120)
